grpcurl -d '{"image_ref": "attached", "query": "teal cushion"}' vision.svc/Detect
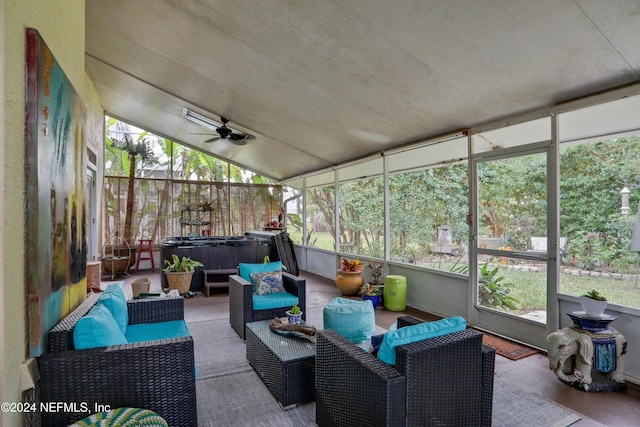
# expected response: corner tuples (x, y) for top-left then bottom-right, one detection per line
(251, 270), (285, 295)
(73, 303), (128, 350)
(252, 292), (299, 310)
(377, 316), (467, 366)
(99, 284), (128, 334)
(125, 320), (191, 343)
(323, 297), (375, 343)
(239, 261), (283, 282)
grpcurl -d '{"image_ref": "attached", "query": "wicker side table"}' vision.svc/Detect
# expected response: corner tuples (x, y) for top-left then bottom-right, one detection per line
(245, 320), (316, 408)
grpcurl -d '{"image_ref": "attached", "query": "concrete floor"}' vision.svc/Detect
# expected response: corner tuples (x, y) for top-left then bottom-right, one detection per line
(112, 267), (640, 426)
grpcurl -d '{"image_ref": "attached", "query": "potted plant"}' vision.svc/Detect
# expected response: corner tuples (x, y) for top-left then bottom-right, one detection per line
(366, 261), (385, 293)
(361, 284), (382, 309)
(335, 258), (364, 296)
(286, 303), (303, 324)
(163, 254), (204, 295)
(579, 289), (608, 317)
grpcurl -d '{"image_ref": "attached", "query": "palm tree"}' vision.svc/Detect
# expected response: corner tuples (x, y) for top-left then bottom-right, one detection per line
(111, 133), (157, 245)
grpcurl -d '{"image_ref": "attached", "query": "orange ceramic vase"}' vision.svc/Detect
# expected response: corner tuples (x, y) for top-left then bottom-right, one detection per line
(335, 270), (364, 295)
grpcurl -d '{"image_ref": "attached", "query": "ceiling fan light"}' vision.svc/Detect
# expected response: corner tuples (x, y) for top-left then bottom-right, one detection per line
(183, 107), (255, 143)
(182, 108), (223, 132)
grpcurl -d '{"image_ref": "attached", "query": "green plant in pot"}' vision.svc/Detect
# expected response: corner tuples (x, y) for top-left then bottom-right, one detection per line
(286, 303), (303, 325)
(163, 254), (204, 295)
(361, 283), (383, 309)
(579, 289), (608, 317)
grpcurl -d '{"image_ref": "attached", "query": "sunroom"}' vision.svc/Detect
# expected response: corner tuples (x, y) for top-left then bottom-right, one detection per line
(4, 1), (640, 425)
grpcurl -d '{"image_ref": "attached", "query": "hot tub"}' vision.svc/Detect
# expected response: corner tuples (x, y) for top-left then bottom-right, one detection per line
(160, 235), (276, 291)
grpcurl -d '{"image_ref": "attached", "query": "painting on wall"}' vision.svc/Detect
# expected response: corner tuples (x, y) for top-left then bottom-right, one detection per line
(25, 28), (87, 356)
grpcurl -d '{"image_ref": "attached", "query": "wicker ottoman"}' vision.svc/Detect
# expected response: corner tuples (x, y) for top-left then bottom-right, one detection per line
(245, 320), (316, 408)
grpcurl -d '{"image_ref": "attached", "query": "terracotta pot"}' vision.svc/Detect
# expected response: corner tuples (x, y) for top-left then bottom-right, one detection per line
(335, 270), (364, 296)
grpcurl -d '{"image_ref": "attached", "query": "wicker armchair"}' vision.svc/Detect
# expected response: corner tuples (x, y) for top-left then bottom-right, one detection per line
(316, 316), (496, 427)
(229, 272), (306, 339)
(38, 294), (197, 427)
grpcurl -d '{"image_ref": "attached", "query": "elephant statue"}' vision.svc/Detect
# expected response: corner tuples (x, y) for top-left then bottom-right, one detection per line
(547, 327), (626, 391)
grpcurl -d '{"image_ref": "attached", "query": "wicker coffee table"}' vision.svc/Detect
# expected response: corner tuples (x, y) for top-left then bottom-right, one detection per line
(245, 319), (315, 408)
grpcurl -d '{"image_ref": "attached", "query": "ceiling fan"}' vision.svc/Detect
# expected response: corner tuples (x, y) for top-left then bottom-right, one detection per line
(204, 117), (256, 145)
(183, 108), (255, 146)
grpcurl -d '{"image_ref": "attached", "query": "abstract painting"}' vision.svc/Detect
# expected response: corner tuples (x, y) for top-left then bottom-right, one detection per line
(25, 28), (87, 356)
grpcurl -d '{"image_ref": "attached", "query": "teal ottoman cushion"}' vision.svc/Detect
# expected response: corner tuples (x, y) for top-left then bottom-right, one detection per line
(252, 292), (299, 310)
(124, 320), (191, 343)
(323, 297), (375, 343)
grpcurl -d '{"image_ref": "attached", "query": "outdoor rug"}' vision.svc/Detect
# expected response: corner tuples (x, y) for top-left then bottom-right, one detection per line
(481, 331), (540, 361)
(189, 318), (582, 427)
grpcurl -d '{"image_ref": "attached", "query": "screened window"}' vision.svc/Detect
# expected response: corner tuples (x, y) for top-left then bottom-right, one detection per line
(558, 137), (640, 309)
(338, 177), (384, 258)
(389, 163), (469, 272)
(306, 185), (336, 251)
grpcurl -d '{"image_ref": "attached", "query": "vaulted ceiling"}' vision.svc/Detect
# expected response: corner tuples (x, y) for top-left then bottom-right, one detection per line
(86, 0), (640, 181)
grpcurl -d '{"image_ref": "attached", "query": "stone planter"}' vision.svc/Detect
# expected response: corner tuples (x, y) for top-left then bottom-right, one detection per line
(165, 271), (194, 294)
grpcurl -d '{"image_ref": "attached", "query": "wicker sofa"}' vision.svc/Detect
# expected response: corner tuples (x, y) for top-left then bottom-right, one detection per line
(316, 315), (496, 427)
(37, 292), (197, 427)
(229, 270), (306, 339)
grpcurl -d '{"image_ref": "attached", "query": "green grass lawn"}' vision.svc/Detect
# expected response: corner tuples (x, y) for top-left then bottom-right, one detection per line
(499, 268), (640, 312)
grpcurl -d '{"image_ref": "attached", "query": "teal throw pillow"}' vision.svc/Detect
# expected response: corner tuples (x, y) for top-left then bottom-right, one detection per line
(377, 316), (467, 366)
(251, 270), (285, 295)
(99, 284), (128, 334)
(73, 303), (128, 350)
(239, 261), (283, 282)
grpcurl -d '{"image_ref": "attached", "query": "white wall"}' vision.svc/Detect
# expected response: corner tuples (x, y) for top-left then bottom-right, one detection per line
(1, 2), (103, 425)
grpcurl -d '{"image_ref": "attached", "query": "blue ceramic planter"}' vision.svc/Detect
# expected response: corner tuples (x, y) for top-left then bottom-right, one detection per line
(363, 294), (381, 309)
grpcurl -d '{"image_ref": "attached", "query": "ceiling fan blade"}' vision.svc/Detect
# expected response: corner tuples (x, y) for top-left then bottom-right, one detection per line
(204, 136), (221, 143)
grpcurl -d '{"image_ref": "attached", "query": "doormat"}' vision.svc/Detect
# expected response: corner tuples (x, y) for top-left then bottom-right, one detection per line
(480, 331), (540, 361)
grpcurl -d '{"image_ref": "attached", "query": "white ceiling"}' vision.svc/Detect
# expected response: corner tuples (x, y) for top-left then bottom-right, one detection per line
(85, 0), (640, 181)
